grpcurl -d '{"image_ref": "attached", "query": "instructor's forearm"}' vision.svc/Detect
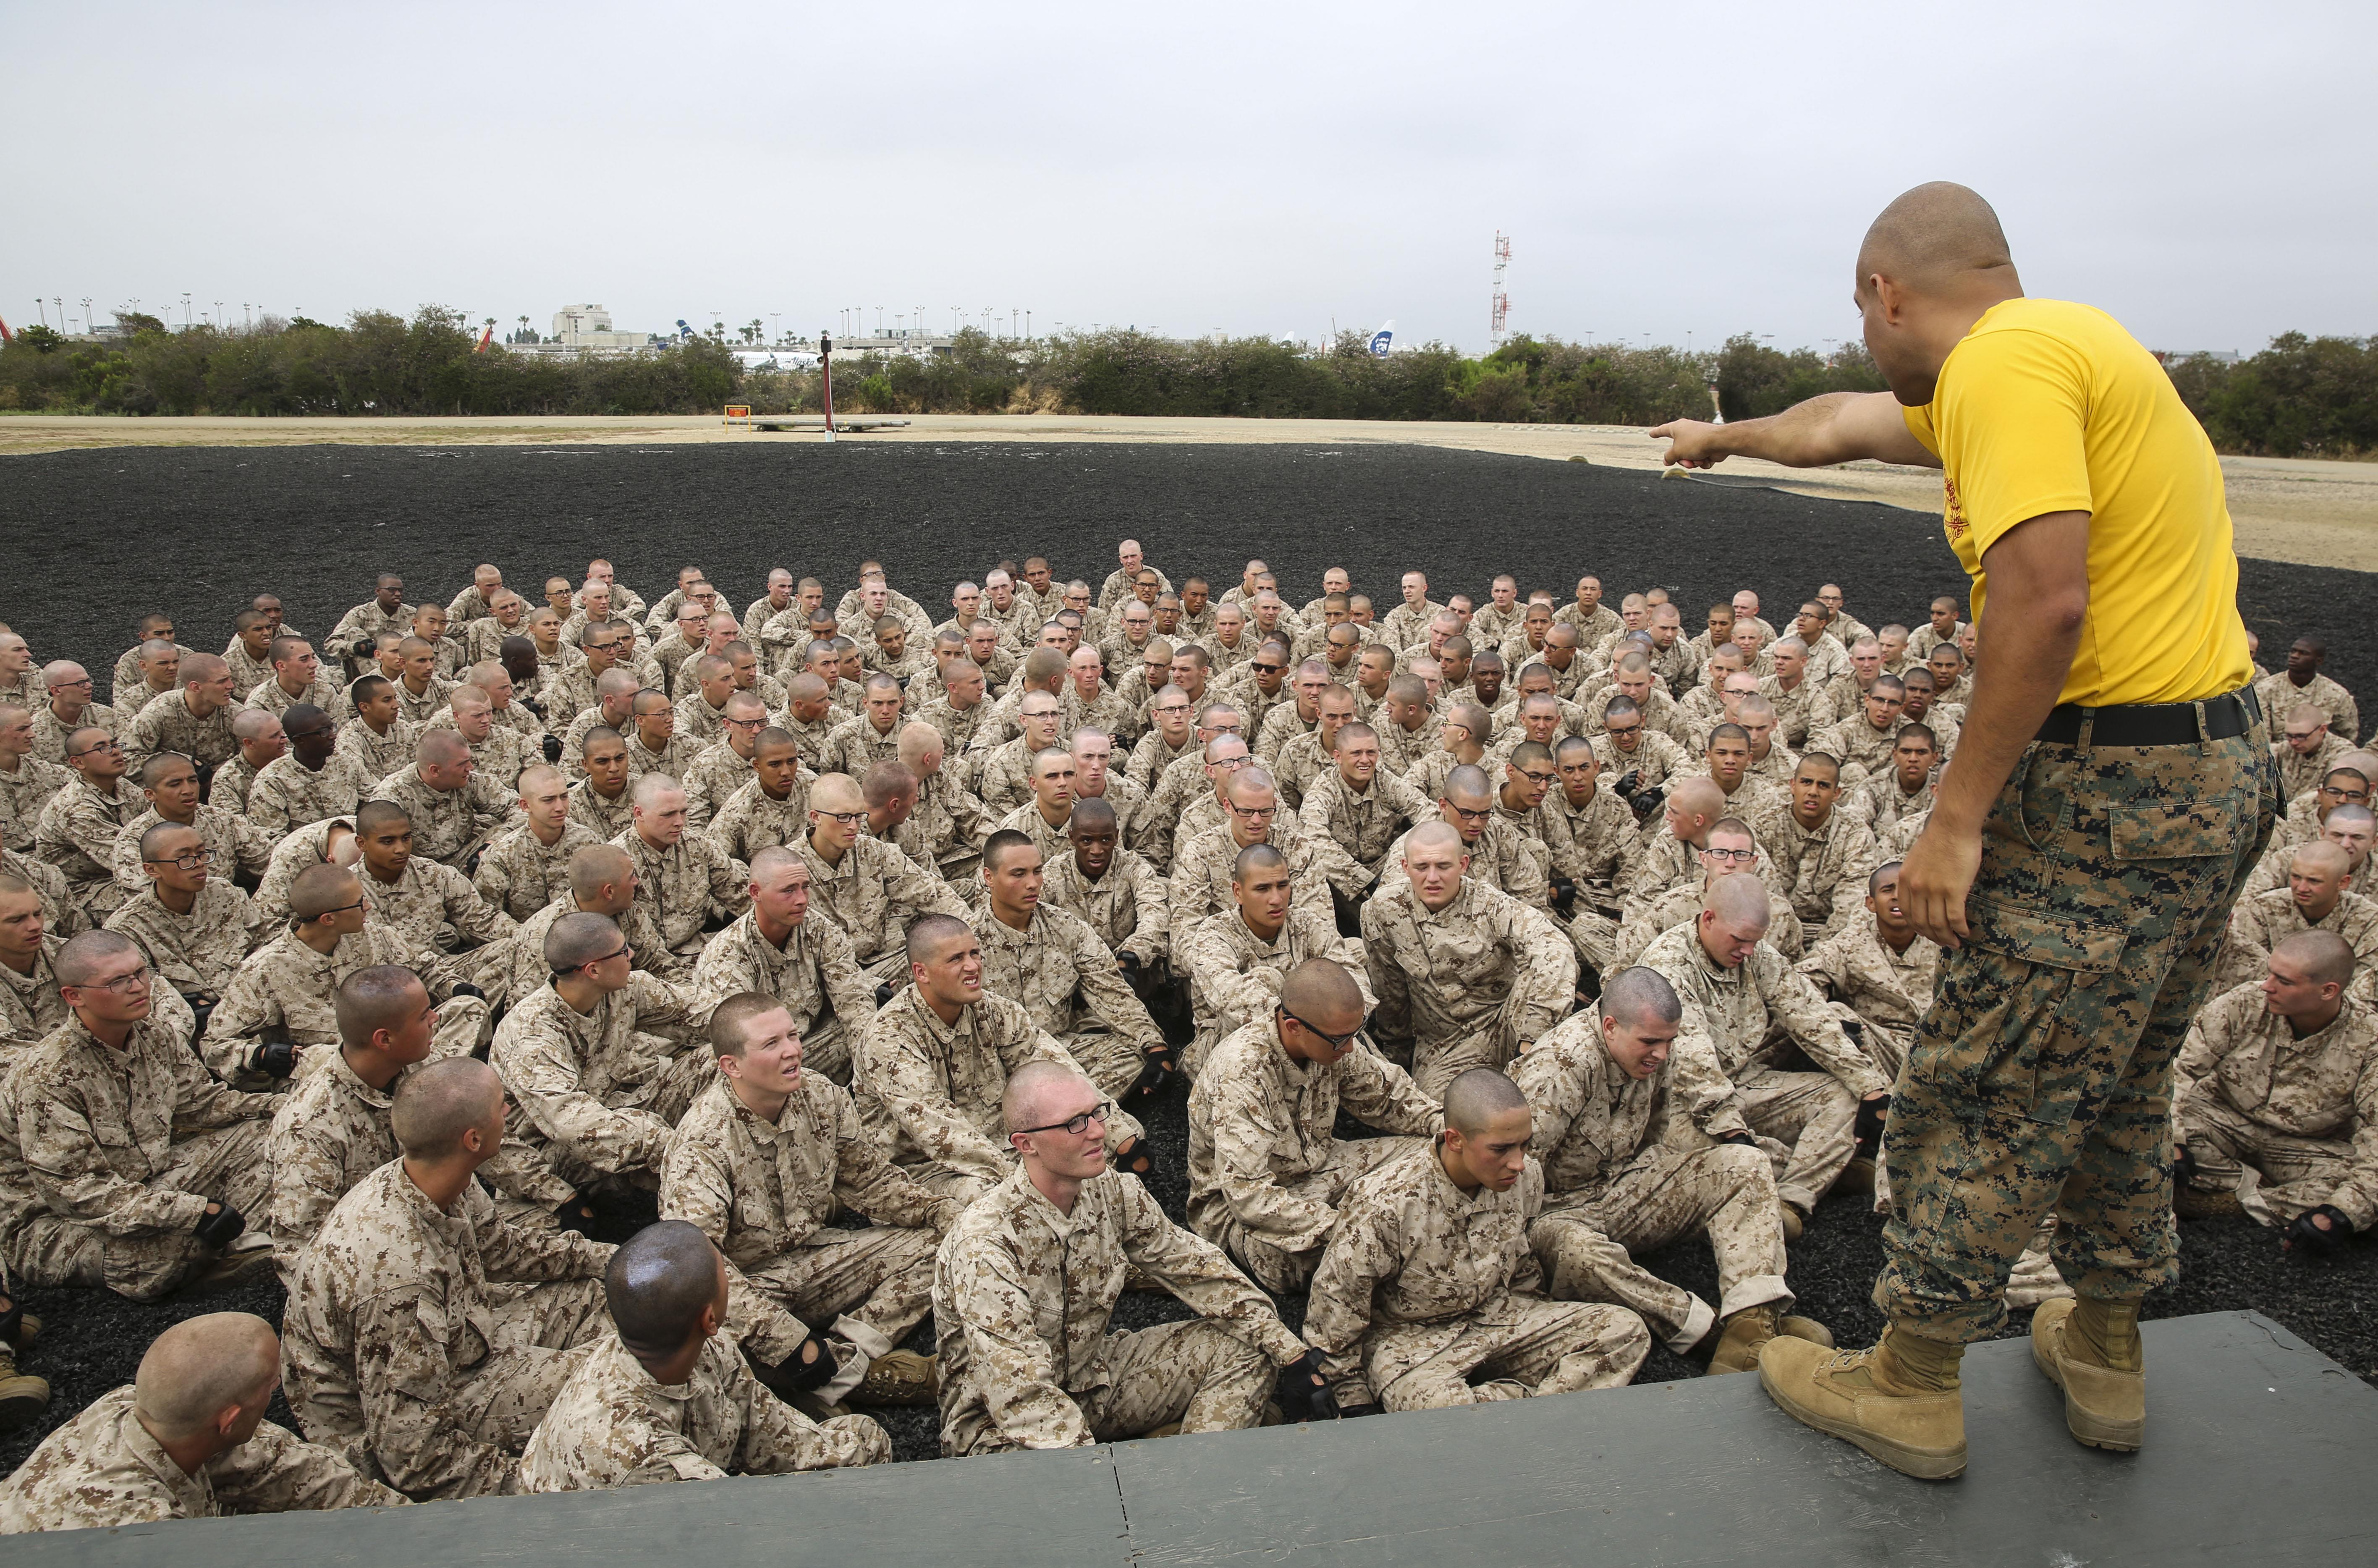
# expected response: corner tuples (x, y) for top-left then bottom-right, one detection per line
(1699, 394), (1872, 468)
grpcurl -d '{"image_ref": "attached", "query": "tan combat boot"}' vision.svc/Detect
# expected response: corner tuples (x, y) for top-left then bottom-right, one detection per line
(1706, 1307), (1836, 1374)
(0, 1347), (49, 1432)
(2031, 1297), (2145, 1451)
(1759, 1322), (1967, 1480)
(849, 1350), (939, 1408)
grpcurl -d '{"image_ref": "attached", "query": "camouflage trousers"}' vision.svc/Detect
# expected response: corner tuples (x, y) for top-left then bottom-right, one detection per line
(1201, 1136), (1428, 1293)
(442, 1276), (612, 1466)
(1532, 1140), (1791, 1353)
(949, 1319), (1276, 1454)
(1875, 718), (2274, 1339)
(1053, 1027), (1153, 1107)
(1738, 1067), (1859, 1215)
(1363, 1297), (1650, 1411)
(6, 1119), (272, 1301)
(725, 1224), (942, 1373)
(797, 1013), (858, 1087)
(2177, 1086), (2354, 1231)
(1409, 992), (1532, 1100)
(1564, 907), (1622, 978)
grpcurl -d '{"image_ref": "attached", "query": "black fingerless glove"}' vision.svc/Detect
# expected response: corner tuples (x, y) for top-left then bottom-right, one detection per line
(255, 1039), (298, 1080)
(541, 733), (563, 763)
(194, 1204), (246, 1249)
(554, 1196), (597, 1234)
(2288, 1206), (2353, 1256)
(874, 981), (896, 1007)
(1113, 1133), (1160, 1183)
(1716, 1129), (1758, 1148)
(1613, 769), (1640, 800)
(1116, 951), (1143, 975)
(1276, 1348), (1336, 1423)
(1853, 1095), (1889, 1148)
(450, 981), (487, 1002)
(2172, 1144), (2198, 1191)
(1335, 1400), (1381, 1419)
(783, 1338), (841, 1392)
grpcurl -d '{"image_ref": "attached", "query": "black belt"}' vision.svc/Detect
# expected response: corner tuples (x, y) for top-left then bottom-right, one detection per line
(2035, 686), (2259, 748)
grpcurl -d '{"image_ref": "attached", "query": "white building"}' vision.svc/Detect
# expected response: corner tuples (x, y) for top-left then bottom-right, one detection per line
(549, 305), (650, 350)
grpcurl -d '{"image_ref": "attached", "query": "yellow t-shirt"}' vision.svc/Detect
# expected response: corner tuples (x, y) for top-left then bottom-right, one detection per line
(1901, 297), (2252, 708)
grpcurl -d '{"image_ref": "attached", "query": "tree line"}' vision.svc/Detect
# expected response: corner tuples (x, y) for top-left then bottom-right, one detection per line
(2, 306), (2369, 456)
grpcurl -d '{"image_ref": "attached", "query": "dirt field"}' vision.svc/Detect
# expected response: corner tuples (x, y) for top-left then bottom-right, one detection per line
(6, 412), (2374, 570)
(0, 439), (2370, 1472)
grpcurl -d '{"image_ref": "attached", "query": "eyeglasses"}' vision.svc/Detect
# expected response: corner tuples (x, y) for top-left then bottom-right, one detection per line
(1516, 769), (1555, 786)
(567, 942), (633, 971)
(1153, 704), (1190, 717)
(1604, 723), (1641, 738)
(68, 740), (121, 758)
(79, 964), (153, 995)
(317, 898), (367, 917)
(1280, 1007), (1369, 1049)
(1251, 662), (1284, 675)
(815, 809), (869, 827)
(1014, 1100), (1114, 1137)
(1446, 803), (1493, 825)
(143, 846), (213, 870)
(1702, 846), (1758, 864)
(1227, 802), (1276, 819)
(50, 678), (92, 691)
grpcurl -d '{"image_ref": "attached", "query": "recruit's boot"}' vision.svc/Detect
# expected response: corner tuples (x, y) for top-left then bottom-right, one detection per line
(2032, 1297), (2145, 1452)
(849, 1350), (939, 1408)
(0, 1296), (39, 1349)
(1840, 1156), (1878, 1196)
(1708, 1306), (1835, 1374)
(1779, 1203), (1806, 1243)
(1759, 1322), (1967, 1480)
(183, 1233), (277, 1297)
(2173, 1185), (2243, 1220)
(0, 1348), (49, 1432)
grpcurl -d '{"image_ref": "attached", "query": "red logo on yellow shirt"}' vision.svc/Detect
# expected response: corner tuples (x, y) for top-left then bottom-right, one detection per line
(1942, 476), (1968, 540)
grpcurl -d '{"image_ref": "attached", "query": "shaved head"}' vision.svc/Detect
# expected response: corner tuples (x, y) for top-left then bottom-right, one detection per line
(1002, 1058), (1094, 1134)
(289, 863), (362, 921)
(546, 910), (625, 971)
(1601, 966), (1682, 1029)
(135, 1313), (279, 1440)
(605, 1220), (724, 1359)
(1705, 872), (1773, 929)
(2276, 929), (2356, 989)
(1857, 181), (2014, 293)
(333, 964), (426, 1047)
(390, 1057), (502, 1157)
(1278, 955), (1363, 1021)
(1443, 1067), (1528, 1138)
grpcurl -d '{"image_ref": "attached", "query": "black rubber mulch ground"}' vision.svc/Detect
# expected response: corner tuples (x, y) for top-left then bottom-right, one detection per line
(0, 439), (2370, 1471)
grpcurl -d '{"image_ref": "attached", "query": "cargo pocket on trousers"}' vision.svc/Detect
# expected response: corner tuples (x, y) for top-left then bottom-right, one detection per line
(2108, 803), (2239, 862)
(1956, 896), (2127, 1129)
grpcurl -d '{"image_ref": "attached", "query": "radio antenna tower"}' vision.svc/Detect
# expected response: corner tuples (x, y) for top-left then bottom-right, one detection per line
(1489, 232), (1512, 345)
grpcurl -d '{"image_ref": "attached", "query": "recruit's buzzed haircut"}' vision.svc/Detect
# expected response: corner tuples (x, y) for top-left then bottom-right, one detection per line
(566, 844), (634, 902)
(1002, 1058), (1092, 1134)
(706, 990), (786, 1057)
(141, 751), (194, 788)
(1668, 776), (1725, 820)
(391, 1058), (501, 1157)
(905, 911), (972, 965)
(355, 799), (410, 835)
(2292, 840), (2352, 878)
(547, 910), (625, 971)
(1407, 821), (1464, 856)
(1279, 955), (1363, 1020)
(1069, 796), (1117, 833)
(55, 929), (141, 987)
(139, 822), (196, 864)
(333, 964), (424, 1046)
(605, 1220), (723, 1359)
(982, 828), (1038, 874)
(1705, 872), (1774, 928)
(1444, 764), (1492, 802)
(1443, 1067), (1528, 1136)
(134, 1313), (278, 1440)
(2276, 929), (2356, 988)
(631, 771), (684, 809)
(1601, 966), (1682, 1028)
(288, 864), (361, 921)
(1231, 842), (1287, 882)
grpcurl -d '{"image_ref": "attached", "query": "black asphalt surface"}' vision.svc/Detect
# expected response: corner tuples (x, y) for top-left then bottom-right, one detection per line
(0, 439), (2370, 1471)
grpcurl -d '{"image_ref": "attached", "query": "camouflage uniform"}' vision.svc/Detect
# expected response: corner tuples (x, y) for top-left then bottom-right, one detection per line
(1361, 876), (1576, 1097)
(390, 675), (455, 727)
(773, 709), (841, 774)
(9, 1014), (275, 1298)
(33, 778), (135, 918)
(1795, 916), (1942, 1080)
(615, 828), (749, 966)
(327, 599), (416, 663)
(566, 778), (636, 844)
(335, 715), (419, 785)
(994, 801), (1075, 866)
(890, 770), (994, 882)
(1125, 728), (1194, 791)
(1169, 821), (1347, 964)
(246, 752), (372, 840)
(1746, 798), (1884, 934)
(252, 816), (351, 924)
(662, 1073), (957, 1370)
(973, 903), (1165, 1097)
(1297, 766), (1430, 883)
(281, 1160), (613, 1500)
(914, 696), (993, 762)
(691, 907), (877, 1086)
(1302, 1143), (1649, 1410)
(796, 835), (968, 977)
(1874, 713), (2274, 1338)
(1383, 819), (1550, 911)
(502, 892), (674, 1015)
(491, 973), (710, 1189)
(852, 986), (1143, 1207)
(367, 764), (516, 866)
(0, 756), (72, 854)
(1040, 847), (1168, 966)
(28, 700), (118, 766)
(518, 1331), (887, 1490)
(245, 674), (344, 720)
(359, 858), (515, 982)
(1177, 905), (1370, 1079)
(2174, 984), (2378, 1230)
(1765, 678), (1837, 750)
(1514, 1004), (1784, 1351)
(0, 937), (68, 1071)
(103, 882), (268, 1000)
(1840, 767), (1937, 840)
(2257, 671), (2358, 745)
(473, 818), (603, 924)
(1614, 877), (1804, 970)
(932, 1162), (1304, 1455)
(968, 733), (1045, 818)
(678, 740), (761, 831)
(121, 695), (237, 776)
(267, 1044), (567, 1282)
(2216, 887), (2378, 1001)
(0, 1385), (402, 1531)
(107, 801), (272, 895)
(205, 923), (478, 1088)
(1638, 920), (1884, 1213)
(1186, 1018), (1436, 1290)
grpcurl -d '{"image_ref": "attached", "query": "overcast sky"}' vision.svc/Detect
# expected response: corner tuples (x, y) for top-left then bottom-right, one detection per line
(5, 1), (2369, 357)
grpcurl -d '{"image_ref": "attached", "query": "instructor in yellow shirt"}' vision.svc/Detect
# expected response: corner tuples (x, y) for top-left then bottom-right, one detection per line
(1653, 182), (2276, 1480)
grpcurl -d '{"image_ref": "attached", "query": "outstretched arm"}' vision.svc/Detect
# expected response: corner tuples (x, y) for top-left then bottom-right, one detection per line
(1651, 391), (1941, 471)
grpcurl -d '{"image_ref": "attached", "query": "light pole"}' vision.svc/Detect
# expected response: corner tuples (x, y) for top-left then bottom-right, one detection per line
(82, 298), (94, 335)
(181, 292), (192, 328)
